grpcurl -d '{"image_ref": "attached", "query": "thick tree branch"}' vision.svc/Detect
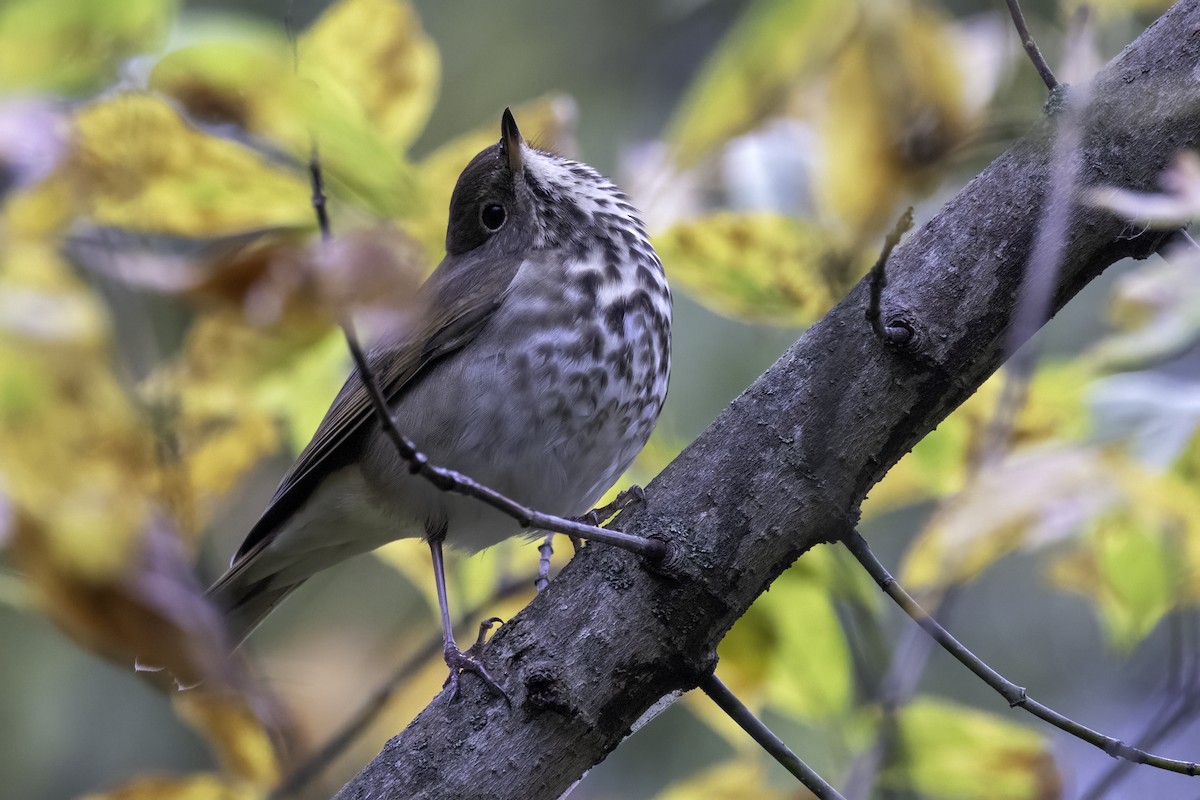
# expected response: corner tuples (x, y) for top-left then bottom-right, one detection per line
(336, 3), (1200, 797)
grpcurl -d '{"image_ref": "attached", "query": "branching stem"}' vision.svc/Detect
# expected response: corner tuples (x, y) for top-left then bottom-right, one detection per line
(1005, 0), (1059, 91)
(841, 529), (1200, 777)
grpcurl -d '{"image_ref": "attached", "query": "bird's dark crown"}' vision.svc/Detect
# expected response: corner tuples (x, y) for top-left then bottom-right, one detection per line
(444, 112), (649, 261)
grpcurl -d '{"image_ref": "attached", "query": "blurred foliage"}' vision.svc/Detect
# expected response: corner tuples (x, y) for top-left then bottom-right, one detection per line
(0, 0), (1198, 798)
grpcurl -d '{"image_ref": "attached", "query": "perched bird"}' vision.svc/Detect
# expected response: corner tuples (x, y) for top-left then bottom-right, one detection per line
(207, 109), (672, 695)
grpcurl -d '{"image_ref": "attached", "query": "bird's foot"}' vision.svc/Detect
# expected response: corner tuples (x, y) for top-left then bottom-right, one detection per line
(443, 617), (510, 705)
(581, 484), (648, 529)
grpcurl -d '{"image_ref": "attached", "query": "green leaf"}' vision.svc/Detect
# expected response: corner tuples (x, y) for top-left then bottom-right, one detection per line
(0, 0), (176, 94)
(713, 562), (852, 726)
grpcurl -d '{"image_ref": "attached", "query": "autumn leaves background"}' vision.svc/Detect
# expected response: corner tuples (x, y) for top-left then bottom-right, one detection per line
(1, 0), (1198, 798)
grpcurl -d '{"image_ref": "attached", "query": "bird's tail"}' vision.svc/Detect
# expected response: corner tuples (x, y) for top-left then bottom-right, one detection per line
(206, 555), (305, 649)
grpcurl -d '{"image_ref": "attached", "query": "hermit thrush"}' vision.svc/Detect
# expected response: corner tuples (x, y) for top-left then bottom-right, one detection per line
(207, 109), (672, 695)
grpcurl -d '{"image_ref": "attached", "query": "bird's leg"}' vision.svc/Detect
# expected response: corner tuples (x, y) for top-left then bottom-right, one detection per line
(535, 532), (554, 593)
(428, 538), (509, 703)
(535, 487), (653, 593)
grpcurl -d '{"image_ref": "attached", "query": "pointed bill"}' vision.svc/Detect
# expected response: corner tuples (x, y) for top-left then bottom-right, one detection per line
(501, 107), (524, 173)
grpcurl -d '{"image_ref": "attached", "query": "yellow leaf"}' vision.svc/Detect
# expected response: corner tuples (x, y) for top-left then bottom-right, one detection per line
(666, 0), (854, 165)
(0, 251), (154, 580)
(254, 329), (351, 452)
(373, 535), (542, 625)
(900, 447), (1119, 590)
(301, 0), (440, 147)
(816, 1), (972, 238)
(0, 247), (234, 685)
(653, 212), (859, 326)
(174, 691), (281, 786)
(150, 24), (423, 217)
(25, 94), (312, 237)
(138, 312), (336, 534)
(891, 697), (1057, 799)
(79, 774), (262, 800)
(0, 0), (176, 94)
(412, 96), (577, 259)
(865, 360), (1093, 517)
(13, 513), (232, 689)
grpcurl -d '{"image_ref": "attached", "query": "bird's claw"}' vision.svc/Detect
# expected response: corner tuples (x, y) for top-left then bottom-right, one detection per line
(442, 617), (510, 705)
(581, 484), (648, 528)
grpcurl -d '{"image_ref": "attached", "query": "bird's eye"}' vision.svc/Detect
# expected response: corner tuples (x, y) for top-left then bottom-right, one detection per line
(480, 203), (506, 232)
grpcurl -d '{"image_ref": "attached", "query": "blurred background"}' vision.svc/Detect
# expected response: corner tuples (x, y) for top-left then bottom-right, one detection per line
(2, 0), (1199, 798)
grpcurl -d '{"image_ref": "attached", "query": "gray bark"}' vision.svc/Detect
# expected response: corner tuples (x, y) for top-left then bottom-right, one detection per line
(335, 3), (1200, 797)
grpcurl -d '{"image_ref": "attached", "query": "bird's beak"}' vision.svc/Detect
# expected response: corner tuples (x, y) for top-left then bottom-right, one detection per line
(501, 107), (524, 174)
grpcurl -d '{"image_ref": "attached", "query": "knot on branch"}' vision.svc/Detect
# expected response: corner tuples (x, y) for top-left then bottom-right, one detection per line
(641, 534), (689, 579)
(523, 666), (576, 718)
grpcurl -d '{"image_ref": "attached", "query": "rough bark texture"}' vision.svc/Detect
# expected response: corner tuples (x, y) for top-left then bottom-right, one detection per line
(336, 4), (1200, 798)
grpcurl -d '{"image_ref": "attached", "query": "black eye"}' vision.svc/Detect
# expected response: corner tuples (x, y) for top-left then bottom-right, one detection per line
(480, 203), (506, 231)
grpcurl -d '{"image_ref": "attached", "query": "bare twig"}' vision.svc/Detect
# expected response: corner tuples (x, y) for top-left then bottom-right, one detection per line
(1005, 0), (1059, 91)
(1079, 611), (1200, 800)
(699, 673), (846, 800)
(866, 207), (915, 345)
(843, 587), (963, 800)
(306, 149), (669, 563)
(841, 528), (1200, 777)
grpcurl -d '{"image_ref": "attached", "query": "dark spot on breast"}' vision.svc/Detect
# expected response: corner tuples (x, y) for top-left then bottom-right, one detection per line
(636, 263), (657, 287)
(577, 270), (602, 304)
(568, 325), (605, 361)
(604, 300), (627, 334)
(588, 365), (609, 390)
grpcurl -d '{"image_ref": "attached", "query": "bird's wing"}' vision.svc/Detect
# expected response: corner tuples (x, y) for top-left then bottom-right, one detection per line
(232, 249), (527, 562)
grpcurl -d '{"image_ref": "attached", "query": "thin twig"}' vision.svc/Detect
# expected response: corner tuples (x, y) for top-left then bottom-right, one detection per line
(271, 574), (536, 798)
(1005, 0), (1059, 91)
(306, 149), (669, 564)
(843, 587), (963, 800)
(866, 208), (915, 345)
(1079, 611), (1200, 800)
(699, 673), (847, 800)
(841, 529), (1200, 777)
